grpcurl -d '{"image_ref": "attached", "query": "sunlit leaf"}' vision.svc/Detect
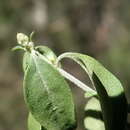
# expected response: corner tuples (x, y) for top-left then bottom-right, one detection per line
(84, 91), (97, 98)
(84, 96), (105, 130)
(35, 46), (57, 65)
(58, 52), (128, 130)
(23, 50), (76, 130)
(28, 113), (42, 130)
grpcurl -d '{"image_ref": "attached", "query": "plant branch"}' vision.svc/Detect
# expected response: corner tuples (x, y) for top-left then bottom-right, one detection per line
(57, 68), (97, 93)
(33, 50), (97, 93)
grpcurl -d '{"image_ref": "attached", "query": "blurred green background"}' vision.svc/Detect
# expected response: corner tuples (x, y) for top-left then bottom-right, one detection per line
(0, 0), (130, 130)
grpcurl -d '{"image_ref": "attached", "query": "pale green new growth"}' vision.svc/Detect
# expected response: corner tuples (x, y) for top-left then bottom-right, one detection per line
(17, 33), (29, 45)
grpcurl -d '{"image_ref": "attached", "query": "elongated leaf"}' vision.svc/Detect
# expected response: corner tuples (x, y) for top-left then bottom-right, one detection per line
(58, 52), (128, 130)
(23, 51), (76, 130)
(84, 96), (105, 130)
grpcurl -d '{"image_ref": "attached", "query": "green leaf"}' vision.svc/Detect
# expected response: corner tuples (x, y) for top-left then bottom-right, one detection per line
(84, 96), (105, 130)
(11, 45), (25, 51)
(35, 46), (57, 65)
(58, 52), (128, 130)
(23, 52), (31, 72)
(84, 91), (97, 98)
(23, 51), (76, 130)
(28, 113), (47, 130)
(28, 113), (42, 130)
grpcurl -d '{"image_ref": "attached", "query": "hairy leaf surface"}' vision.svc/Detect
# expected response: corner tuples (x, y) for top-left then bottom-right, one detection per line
(23, 51), (76, 130)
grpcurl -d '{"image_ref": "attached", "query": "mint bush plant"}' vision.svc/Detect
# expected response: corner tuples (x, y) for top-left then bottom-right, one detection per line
(13, 33), (128, 130)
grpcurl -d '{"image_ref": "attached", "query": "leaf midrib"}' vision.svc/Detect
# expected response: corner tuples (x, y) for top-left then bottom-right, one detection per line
(32, 52), (60, 129)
